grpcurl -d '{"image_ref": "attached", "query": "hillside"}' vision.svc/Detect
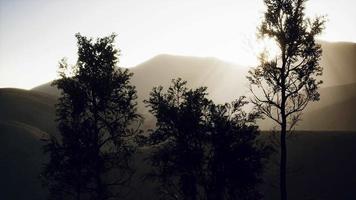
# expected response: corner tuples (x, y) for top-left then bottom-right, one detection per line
(32, 54), (249, 104)
(262, 131), (356, 200)
(300, 97), (356, 131)
(0, 88), (57, 135)
(307, 82), (356, 112)
(319, 41), (356, 87)
(0, 88), (56, 199)
(1, 41), (356, 199)
(32, 42), (356, 131)
(0, 121), (48, 200)
(33, 41), (356, 94)
(1, 127), (355, 199)
(131, 54), (248, 103)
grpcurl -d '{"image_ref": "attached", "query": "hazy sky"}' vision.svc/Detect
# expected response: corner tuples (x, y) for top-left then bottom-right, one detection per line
(1, 0), (355, 89)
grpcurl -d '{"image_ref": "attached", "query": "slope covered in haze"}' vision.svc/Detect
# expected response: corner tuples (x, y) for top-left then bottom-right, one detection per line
(0, 88), (57, 135)
(307, 82), (356, 111)
(292, 82), (356, 130)
(319, 41), (356, 87)
(33, 41), (356, 93)
(131, 54), (248, 103)
(300, 97), (356, 131)
(0, 121), (47, 200)
(0, 88), (57, 200)
(33, 54), (249, 104)
(1, 41), (356, 199)
(32, 41), (356, 131)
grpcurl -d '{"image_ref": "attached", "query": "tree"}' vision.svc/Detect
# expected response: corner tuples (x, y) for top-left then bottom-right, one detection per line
(42, 77), (93, 200)
(204, 98), (270, 200)
(143, 78), (270, 200)
(42, 33), (141, 200)
(247, 1), (325, 200)
(143, 78), (208, 200)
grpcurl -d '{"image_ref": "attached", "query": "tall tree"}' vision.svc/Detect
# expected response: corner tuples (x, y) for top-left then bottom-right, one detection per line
(204, 98), (270, 200)
(247, 0), (325, 200)
(144, 78), (208, 200)
(143, 78), (270, 200)
(42, 73), (93, 200)
(42, 34), (141, 200)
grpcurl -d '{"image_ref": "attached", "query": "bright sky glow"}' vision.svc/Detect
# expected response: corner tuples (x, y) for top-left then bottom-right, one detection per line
(0, 0), (355, 89)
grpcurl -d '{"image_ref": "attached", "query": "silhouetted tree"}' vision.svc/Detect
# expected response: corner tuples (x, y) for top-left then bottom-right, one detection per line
(144, 79), (270, 200)
(247, 1), (325, 200)
(204, 97), (270, 200)
(42, 76), (93, 200)
(42, 33), (141, 200)
(144, 78), (209, 200)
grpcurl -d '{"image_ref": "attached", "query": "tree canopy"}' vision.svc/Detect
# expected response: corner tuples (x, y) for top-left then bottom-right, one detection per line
(143, 78), (271, 200)
(42, 33), (141, 200)
(247, 0), (325, 199)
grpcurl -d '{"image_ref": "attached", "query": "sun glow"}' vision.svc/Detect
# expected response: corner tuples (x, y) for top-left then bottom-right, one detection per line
(255, 38), (281, 63)
(0, 0), (355, 89)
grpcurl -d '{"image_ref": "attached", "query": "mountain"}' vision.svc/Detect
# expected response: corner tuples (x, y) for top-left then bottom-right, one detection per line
(300, 96), (356, 131)
(0, 88), (57, 134)
(1, 41), (356, 199)
(33, 54), (249, 103)
(33, 41), (356, 93)
(0, 120), (48, 200)
(0, 88), (56, 200)
(294, 82), (356, 131)
(32, 54), (250, 129)
(318, 41), (356, 87)
(32, 41), (356, 131)
(131, 54), (248, 103)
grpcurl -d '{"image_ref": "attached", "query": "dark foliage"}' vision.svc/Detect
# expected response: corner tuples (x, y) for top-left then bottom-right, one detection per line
(247, 1), (325, 200)
(42, 33), (141, 200)
(204, 100), (271, 200)
(142, 78), (271, 200)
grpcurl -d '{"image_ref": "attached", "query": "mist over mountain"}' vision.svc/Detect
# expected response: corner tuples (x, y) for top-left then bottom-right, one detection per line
(31, 41), (356, 131)
(0, 88), (55, 200)
(1, 40), (356, 200)
(319, 41), (356, 87)
(0, 88), (56, 135)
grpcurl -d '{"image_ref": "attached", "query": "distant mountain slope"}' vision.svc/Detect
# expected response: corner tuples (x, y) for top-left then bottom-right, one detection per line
(258, 82), (356, 131)
(32, 83), (59, 96)
(1, 42), (356, 200)
(299, 97), (356, 131)
(32, 55), (250, 129)
(0, 89), (56, 200)
(308, 82), (356, 111)
(130, 55), (249, 127)
(0, 121), (47, 200)
(319, 41), (356, 87)
(131, 54), (248, 104)
(31, 41), (356, 131)
(32, 54), (249, 104)
(32, 41), (356, 93)
(0, 88), (57, 135)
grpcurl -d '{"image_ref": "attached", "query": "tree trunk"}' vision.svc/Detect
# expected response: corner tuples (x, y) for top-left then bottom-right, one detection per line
(92, 91), (105, 200)
(280, 112), (287, 200)
(280, 45), (288, 200)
